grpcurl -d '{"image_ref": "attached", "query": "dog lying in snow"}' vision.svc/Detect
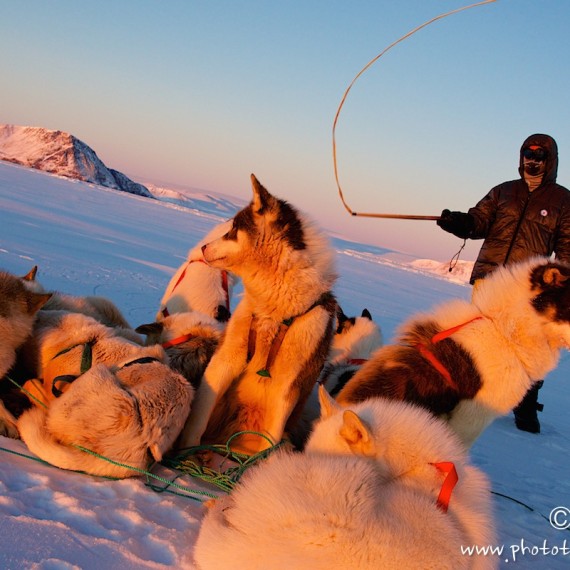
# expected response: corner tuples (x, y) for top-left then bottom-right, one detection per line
(21, 265), (142, 344)
(178, 174), (338, 454)
(20, 311), (172, 406)
(0, 269), (51, 437)
(194, 386), (497, 570)
(157, 220), (239, 323)
(336, 258), (570, 447)
(18, 360), (193, 478)
(135, 311), (224, 389)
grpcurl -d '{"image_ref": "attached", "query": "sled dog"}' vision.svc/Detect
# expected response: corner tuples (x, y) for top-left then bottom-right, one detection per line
(20, 311), (170, 406)
(320, 306), (383, 394)
(20, 265), (142, 344)
(337, 258), (570, 446)
(194, 386), (496, 570)
(18, 360), (193, 478)
(0, 270), (51, 437)
(136, 311), (224, 389)
(178, 174), (337, 454)
(290, 306), (382, 448)
(157, 220), (238, 323)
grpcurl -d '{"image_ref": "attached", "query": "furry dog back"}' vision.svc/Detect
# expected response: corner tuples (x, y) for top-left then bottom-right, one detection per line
(194, 386), (496, 569)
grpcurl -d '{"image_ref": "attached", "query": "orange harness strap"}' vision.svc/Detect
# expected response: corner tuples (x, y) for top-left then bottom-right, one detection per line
(431, 461), (459, 513)
(414, 316), (482, 391)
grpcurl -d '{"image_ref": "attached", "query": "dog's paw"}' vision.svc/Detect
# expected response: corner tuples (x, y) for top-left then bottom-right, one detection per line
(195, 449), (215, 467)
(0, 417), (20, 439)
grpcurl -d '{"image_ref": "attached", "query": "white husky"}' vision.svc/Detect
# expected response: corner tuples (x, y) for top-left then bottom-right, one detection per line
(194, 386), (497, 570)
(157, 220), (238, 323)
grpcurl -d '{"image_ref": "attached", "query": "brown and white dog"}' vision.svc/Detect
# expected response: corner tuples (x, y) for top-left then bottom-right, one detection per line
(194, 386), (497, 570)
(0, 269), (51, 437)
(178, 175), (338, 454)
(336, 258), (570, 446)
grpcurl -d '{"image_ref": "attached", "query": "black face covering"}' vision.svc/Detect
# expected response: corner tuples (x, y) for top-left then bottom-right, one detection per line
(523, 157), (546, 177)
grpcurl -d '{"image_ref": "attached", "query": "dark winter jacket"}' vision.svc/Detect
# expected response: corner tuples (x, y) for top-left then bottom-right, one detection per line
(468, 134), (570, 284)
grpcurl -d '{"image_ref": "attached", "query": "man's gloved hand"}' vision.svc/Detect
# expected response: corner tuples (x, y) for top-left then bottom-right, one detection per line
(436, 209), (475, 239)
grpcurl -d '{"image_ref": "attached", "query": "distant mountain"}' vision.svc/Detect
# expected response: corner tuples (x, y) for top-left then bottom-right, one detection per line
(0, 124), (153, 198)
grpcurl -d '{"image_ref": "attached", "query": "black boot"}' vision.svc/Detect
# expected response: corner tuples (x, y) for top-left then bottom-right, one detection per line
(513, 381), (544, 433)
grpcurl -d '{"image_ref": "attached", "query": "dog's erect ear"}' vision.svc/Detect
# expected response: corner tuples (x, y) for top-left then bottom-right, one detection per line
(22, 265), (38, 281)
(336, 304), (349, 333)
(318, 384), (342, 419)
(135, 321), (164, 336)
(361, 308), (372, 320)
(215, 305), (231, 323)
(250, 173), (274, 214)
(27, 292), (52, 314)
(541, 265), (569, 288)
(339, 410), (375, 456)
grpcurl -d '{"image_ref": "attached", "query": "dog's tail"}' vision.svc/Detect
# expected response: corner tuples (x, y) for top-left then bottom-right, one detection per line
(17, 407), (144, 478)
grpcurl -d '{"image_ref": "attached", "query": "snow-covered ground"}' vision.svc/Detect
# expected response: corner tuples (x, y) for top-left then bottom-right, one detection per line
(0, 160), (569, 569)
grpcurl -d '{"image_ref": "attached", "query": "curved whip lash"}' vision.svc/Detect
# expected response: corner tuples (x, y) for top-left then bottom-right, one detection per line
(332, 0), (497, 221)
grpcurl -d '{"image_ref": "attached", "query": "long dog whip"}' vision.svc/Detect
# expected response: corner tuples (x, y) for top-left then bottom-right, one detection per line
(332, 0), (497, 221)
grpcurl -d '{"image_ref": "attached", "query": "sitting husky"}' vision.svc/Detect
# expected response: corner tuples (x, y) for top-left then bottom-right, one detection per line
(194, 387), (496, 570)
(157, 220), (239, 323)
(337, 258), (570, 447)
(18, 360), (193, 478)
(0, 270), (51, 437)
(178, 174), (338, 454)
(135, 311), (224, 389)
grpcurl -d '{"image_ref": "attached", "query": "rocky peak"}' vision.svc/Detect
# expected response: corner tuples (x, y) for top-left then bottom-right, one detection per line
(0, 124), (153, 198)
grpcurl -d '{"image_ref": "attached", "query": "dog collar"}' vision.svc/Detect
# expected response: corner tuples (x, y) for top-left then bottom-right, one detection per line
(162, 333), (195, 349)
(347, 358), (368, 366)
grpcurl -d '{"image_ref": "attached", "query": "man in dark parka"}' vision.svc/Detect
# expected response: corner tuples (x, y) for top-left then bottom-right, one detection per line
(437, 133), (570, 433)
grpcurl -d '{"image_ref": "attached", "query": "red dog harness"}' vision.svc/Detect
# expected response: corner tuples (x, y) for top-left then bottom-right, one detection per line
(413, 316), (483, 391)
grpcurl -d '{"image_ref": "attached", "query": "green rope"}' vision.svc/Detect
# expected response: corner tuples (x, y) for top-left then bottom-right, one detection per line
(0, 444), (53, 466)
(74, 445), (219, 501)
(4, 375), (284, 500)
(5, 375), (48, 409)
(161, 431), (287, 493)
